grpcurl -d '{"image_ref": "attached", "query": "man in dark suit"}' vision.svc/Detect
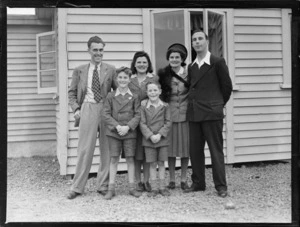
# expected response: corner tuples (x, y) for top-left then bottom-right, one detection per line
(67, 36), (117, 199)
(184, 30), (232, 197)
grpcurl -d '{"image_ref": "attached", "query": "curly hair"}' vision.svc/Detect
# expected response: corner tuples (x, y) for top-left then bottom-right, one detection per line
(130, 51), (153, 75)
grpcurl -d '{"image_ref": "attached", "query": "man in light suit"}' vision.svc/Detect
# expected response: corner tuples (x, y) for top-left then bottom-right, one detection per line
(184, 30), (232, 197)
(67, 36), (117, 199)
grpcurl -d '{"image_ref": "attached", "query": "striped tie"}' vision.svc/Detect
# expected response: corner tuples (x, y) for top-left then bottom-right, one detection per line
(91, 65), (101, 102)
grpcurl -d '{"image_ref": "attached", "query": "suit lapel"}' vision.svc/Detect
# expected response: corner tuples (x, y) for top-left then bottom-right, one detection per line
(80, 64), (89, 90)
(114, 94), (132, 111)
(190, 55), (218, 88)
(100, 63), (108, 86)
(190, 63), (213, 88)
(149, 105), (164, 121)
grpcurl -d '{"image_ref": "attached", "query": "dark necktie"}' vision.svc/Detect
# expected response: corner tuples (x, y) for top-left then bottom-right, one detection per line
(91, 65), (101, 103)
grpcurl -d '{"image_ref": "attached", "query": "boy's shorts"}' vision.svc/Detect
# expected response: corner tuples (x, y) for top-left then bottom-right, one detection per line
(108, 136), (136, 157)
(144, 146), (168, 163)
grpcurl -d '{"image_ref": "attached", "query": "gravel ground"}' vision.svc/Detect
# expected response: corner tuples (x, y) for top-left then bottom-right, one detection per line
(6, 156), (291, 223)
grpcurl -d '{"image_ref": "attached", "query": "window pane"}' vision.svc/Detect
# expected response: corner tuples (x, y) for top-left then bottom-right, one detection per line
(38, 34), (55, 52)
(153, 10), (185, 71)
(208, 11), (224, 58)
(40, 70), (56, 88)
(190, 12), (203, 61)
(39, 52), (56, 70)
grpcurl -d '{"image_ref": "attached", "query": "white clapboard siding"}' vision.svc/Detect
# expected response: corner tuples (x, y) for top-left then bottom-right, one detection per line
(7, 16), (57, 145)
(233, 9), (291, 162)
(235, 51), (283, 59)
(235, 121), (290, 131)
(66, 8), (144, 175)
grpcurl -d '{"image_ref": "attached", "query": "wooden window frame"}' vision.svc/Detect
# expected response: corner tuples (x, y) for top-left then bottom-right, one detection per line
(36, 31), (57, 94)
(280, 9), (292, 89)
(142, 8), (239, 90)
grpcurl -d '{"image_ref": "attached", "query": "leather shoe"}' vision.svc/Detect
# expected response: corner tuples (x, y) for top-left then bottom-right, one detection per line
(136, 182), (145, 192)
(180, 182), (189, 190)
(167, 181), (176, 190)
(217, 190), (228, 198)
(144, 182), (152, 192)
(183, 183), (205, 193)
(147, 190), (159, 197)
(129, 189), (142, 198)
(67, 191), (81, 199)
(104, 190), (116, 200)
(159, 189), (171, 196)
(97, 190), (108, 196)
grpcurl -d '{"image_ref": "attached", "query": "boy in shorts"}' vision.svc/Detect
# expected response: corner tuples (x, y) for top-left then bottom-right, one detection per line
(103, 67), (142, 199)
(140, 82), (172, 197)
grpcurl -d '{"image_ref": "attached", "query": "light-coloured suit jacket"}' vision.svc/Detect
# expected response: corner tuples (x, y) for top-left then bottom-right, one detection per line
(68, 62), (117, 127)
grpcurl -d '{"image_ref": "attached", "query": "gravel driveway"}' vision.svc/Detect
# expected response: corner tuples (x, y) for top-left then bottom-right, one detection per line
(6, 156), (291, 223)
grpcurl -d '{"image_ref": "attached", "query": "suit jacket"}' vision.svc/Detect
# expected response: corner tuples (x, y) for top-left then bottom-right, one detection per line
(187, 54), (233, 122)
(103, 91), (141, 139)
(139, 99), (171, 148)
(68, 62), (117, 127)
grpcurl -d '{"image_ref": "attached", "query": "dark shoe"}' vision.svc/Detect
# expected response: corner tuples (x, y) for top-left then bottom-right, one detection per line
(180, 182), (189, 190)
(147, 190), (159, 197)
(183, 183), (205, 193)
(167, 181), (176, 190)
(136, 182), (145, 192)
(67, 191), (81, 199)
(97, 190), (108, 196)
(129, 189), (142, 198)
(217, 190), (228, 198)
(159, 189), (171, 196)
(144, 181), (152, 192)
(104, 190), (116, 200)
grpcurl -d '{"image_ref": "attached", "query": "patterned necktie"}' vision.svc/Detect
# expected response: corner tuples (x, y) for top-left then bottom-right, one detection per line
(91, 65), (101, 103)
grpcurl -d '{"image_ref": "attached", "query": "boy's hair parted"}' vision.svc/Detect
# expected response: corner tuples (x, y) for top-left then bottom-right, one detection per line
(145, 81), (161, 90)
(116, 66), (132, 77)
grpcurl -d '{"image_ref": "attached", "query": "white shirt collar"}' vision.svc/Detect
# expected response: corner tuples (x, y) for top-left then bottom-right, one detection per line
(146, 98), (164, 109)
(115, 87), (133, 97)
(131, 72), (154, 79)
(90, 62), (101, 70)
(178, 66), (184, 75)
(192, 51), (211, 67)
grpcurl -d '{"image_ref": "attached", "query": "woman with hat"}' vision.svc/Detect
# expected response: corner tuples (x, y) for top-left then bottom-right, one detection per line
(158, 43), (190, 190)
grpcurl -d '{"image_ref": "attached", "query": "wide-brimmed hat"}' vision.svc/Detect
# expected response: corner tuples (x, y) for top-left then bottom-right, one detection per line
(166, 43), (188, 61)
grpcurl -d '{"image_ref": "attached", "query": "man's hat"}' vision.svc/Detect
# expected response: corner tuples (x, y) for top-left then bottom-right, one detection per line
(167, 43), (188, 61)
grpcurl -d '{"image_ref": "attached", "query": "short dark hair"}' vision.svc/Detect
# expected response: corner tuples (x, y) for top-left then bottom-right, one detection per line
(146, 81), (161, 90)
(191, 29), (208, 40)
(130, 51), (153, 75)
(116, 66), (132, 77)
(87, 36), (106, 49)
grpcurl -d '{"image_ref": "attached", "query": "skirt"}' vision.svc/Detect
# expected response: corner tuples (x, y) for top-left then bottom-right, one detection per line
(168, 121), (189, 158)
